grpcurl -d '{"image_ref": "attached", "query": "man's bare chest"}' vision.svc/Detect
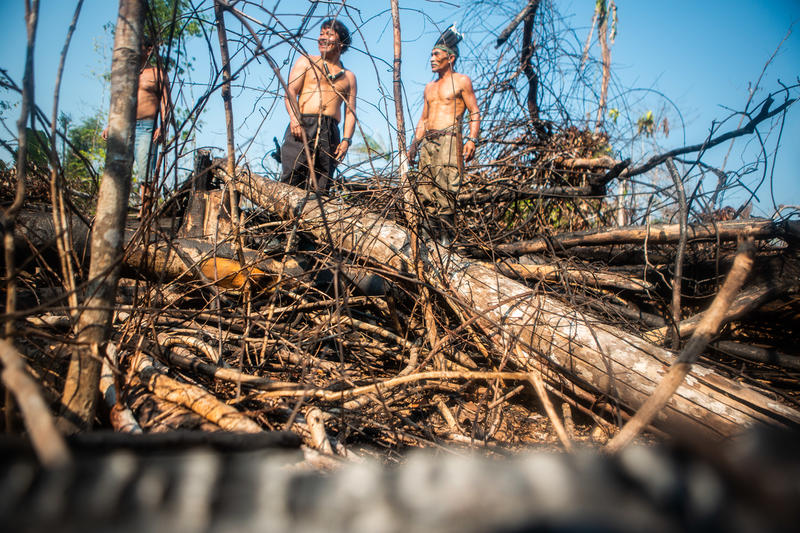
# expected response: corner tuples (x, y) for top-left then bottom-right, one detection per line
(139, 70), (161, 95)
(304, 62), (349, 94)
(430, 82), (462, 105)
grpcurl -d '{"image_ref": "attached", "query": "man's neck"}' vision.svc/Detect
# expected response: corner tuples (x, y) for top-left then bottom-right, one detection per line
(436, 66), (454, 80)
(320, 51), (341, 64)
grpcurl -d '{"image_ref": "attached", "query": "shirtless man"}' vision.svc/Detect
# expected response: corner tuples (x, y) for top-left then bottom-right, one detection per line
(280, 19), (357, 192)
(103, 38), (170, 212)
(409, 26), (480, 233)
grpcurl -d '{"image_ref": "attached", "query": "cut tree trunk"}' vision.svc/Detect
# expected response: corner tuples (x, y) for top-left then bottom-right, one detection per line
(8, 210), (303, 291)
(234, 169), (800, 440)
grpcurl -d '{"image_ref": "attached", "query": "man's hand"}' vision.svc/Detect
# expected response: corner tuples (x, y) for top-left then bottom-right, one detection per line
(290, 120), (303, 140)
(407, 140), (419, 166)
(101, 126), (109, 140)
(463, 139), (476, 161)
(152, 127), (162, 143)
(334, 138), (350, 161)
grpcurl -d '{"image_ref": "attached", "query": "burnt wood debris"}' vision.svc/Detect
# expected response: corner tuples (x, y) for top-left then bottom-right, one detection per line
(1, 0), (800, 529)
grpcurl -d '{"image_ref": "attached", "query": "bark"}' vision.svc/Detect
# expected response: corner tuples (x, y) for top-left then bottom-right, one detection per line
(2, 0), (38, 432)
(391, 0), (440, 368)
(305, 407), (334, 455)
(520, 1), (541, 122)
(495, 0), (540, 48)
(234, 170), (800, 440)
(132, 351), (261, 433)
(526, 370), (571, 451)
(99, 342), (142, 433)
(457, 185), (597, 203)
(60, 0), (144, 430)
(151, 333), (295, 390)
(389, 0), (408, 170)
(495, 218), (796, 256)
(123, 235), (300, 290)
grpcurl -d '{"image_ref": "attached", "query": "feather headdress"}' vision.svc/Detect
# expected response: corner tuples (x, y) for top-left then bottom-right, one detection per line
(433, 24), (463, 58)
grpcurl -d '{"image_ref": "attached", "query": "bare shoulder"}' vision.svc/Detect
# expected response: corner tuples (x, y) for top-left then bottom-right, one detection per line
(139, 66), (157, 79)
(140, 66), (167, 84)
(455, 73), (474, 90)
(294, 54), (315, 70)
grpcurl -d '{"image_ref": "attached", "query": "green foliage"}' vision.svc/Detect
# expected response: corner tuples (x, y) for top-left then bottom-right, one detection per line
(608, 108), (619, 123)
(103, 0), (204, 74)
(503, 198), (535, 229)
(503, 197), (610, 233)
(25, 129), (52, 170)
(352, 133), (391, 162)
(64, 112), (105, 195)
(591, 142), (612, 158)
(146, 0), (203, 42)
(636, 110), (655, 137)
(595, 0), (617, 42)
(144, 0), (205, 74)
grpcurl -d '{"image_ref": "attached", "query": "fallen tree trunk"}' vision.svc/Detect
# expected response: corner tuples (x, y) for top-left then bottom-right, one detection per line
(8, 210), (303, 292)
(494, 219), (800, 256)
(234, 170), (800, 440)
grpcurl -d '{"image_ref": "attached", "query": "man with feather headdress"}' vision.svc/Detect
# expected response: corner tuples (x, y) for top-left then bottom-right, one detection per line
(409, 24), (481, 239)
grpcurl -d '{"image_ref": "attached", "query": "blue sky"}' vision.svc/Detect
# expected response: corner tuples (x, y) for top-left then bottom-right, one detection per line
(1, 0), (798, 215)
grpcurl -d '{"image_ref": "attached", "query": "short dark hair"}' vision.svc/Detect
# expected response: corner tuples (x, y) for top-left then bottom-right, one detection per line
(321, 18), (351, 53)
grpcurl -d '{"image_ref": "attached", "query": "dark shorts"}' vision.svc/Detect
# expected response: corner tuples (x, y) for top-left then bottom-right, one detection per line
(280, 114), (340, 191)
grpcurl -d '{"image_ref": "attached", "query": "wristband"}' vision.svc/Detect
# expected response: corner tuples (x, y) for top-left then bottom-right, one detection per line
(466, 136), (478, 144)
(342, 137), (352, 144)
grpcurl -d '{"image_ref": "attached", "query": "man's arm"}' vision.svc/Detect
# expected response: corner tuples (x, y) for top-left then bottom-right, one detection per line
(335, 71), (357, 160)
(284, 56), (310, 139)
(414, 86), (430, 142)
(460, 76), (480, 161)
(409, 85), (431, 163)
(155, 66), (172, 143)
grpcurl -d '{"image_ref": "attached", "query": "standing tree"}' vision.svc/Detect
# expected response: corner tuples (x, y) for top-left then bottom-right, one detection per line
(60, 0), (144, 430)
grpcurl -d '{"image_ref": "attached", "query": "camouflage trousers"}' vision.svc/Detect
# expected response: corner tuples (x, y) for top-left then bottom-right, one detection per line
(414, 131), (463, 216)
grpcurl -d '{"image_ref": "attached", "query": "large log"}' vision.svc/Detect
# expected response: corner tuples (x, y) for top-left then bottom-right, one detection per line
(234, 170), (800, 440)
(9, 210), (302, 291)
